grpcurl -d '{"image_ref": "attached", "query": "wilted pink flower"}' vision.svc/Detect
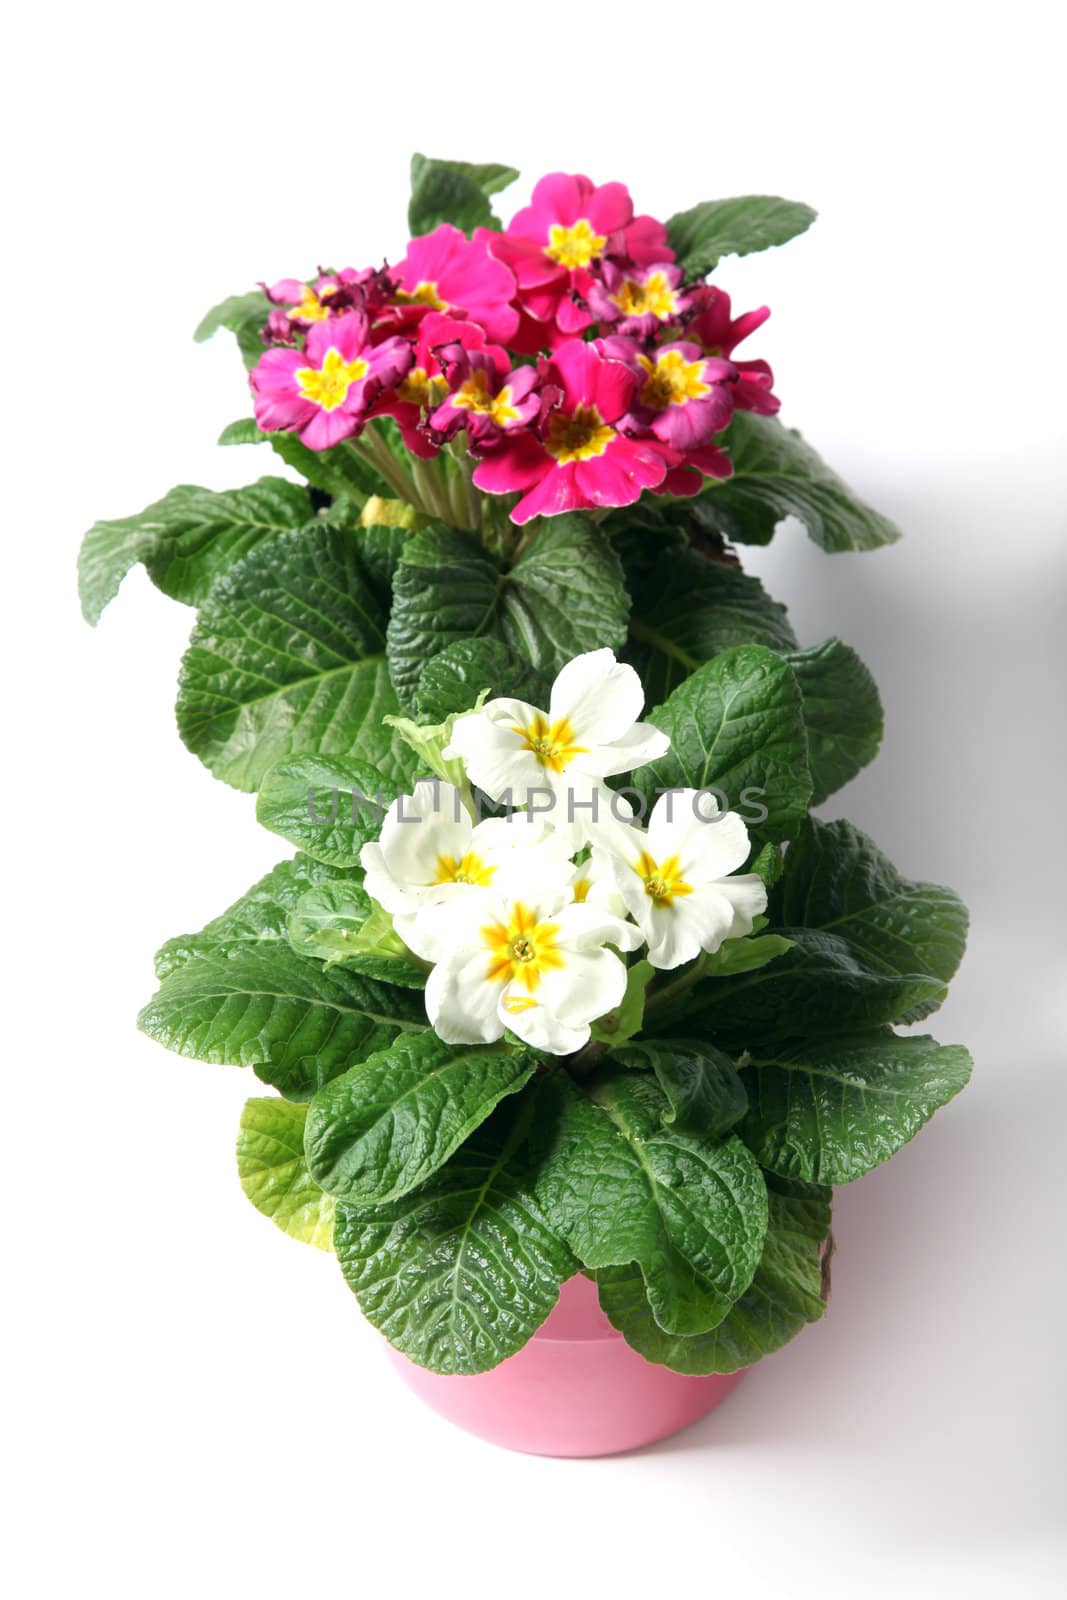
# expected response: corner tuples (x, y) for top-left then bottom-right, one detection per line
(687, 286), (779, 415)
(586, 260), (689, 338)
(250, 310), (412, 450)
(371, 311), (506, 458)
(429, 344), (541, 448)
(604, 336), (737, 450)
(472, 338), (670, 524)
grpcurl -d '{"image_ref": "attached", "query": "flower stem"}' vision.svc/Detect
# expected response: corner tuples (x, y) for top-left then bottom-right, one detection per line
(409, 454), (453, 524)
(354, 423), (421, 507)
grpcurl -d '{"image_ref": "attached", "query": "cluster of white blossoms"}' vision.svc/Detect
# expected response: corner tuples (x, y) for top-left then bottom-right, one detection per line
(361, 649), (767, 1056)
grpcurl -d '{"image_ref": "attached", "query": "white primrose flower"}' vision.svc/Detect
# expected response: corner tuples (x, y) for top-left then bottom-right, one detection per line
(360, 779), (569, 960)
(418, 861), (645, 1055)
(612, 789), (768, 971)
(570, 846), (633, 921)
(443, 648), (670, 851)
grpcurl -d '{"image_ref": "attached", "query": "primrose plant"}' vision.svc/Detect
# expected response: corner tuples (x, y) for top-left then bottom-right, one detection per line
(82, 156), (971, 1376)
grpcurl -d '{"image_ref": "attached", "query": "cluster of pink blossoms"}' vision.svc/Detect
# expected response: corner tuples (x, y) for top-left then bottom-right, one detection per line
(250, 174), (779, 525)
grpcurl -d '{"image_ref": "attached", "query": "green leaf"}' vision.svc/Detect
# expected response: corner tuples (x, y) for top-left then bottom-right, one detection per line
(591, 960), (654, 1046)
(78, 478), (312, 623)
(194, 290), (271, 366)
(786, 639), (883, 804)
(386, 516), (629, 706)
(287, 881), (426, 987)
(236, 1098), (335, 1249)
(597, 1176), (831, 1373)
(176, 522), (419, 791)
(666, 195), (816, 276)
(616, 528), (798, 703)
(534, 1072), (767, 1337)
(257, 756), (394, 867)
(704, 414), (903, 552)
(306, 1033), (538, 1206)
(217, 418), (390, 502)
(383, 711), (471, 792)
(408, 153), (519, 236)
(779, 817), (968, 994)
(632, 644), (813, 841)
(333, 1084), (576, 1375)
(684, 929), (795, 983)
(138, 943), (426, 1101)
(414, 638), (551, 722)
(154, 853), (357, 978)
(739, 1030), (972, 1183)
(662, 927), (947, 1045)
(611, 1039), (748, 1137)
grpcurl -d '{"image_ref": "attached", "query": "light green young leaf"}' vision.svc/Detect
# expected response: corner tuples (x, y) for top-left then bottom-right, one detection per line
(334, 1084), (576, 1375)
(739, 1030), (973, 1184)
(218, 418), (390, 502)
(305, 1032), (538, 1206)
(287, 881), (426, 987)
(597, 1176), (831, 1373)
(257, 756), (394, 866)
(590, 960), (654, 1045)
(138, 942), (426, 1101)
(785, 639), (884, 804)
(665, 195), (816, 275)
(534, 1072), (767, 1337)
(611, 1038), (748, 1137)
(632, 644), (813, 840)
(702, 413), (903, 552)
(177, 523), (420, 791)
(386, 516), (629, 705)
(236, 1098), (335, 1250)
(78, 478), (312, 623)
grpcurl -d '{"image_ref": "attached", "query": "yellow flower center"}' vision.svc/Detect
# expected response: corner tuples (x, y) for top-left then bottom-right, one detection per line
(450, 370), (521, 426)
(397, 366), (448, 408)
(432, 851), (495, 887)
(394, 280), (448, 310)
(290, 284), (339, 323)
(513, 712), (587, 773)
(611, 271), (678, 321)
(545, 219), (607, 270)
(295, 347), (370, 411)
(544, 403), (615, 464)
(483, 902), (566, 993)
(637, 349), (711, 411)
(636, 850), (693, 908)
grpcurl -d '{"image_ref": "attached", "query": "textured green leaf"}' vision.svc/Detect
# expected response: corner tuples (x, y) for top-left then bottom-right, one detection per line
(633, 644), (813, 840)
(534, 1072), (767, 1336)
(176, 523), (419, 791)
(138, 943), (426, 1100)
(306, 1033), (538, 1206)
(616, 528), (798, 703)
(408, 153), (519, 236)
(236, 1097), (335, 1249)
(739, 1030), (972, 1183)
(257, 756), (394, 866)
(387, 516), (629, 705)
(334, 1084), (576, 1375)
(287, 880), (425, 987)
(786, 639), (883, 804)
(78, 478), (312, 623)
(663, 927), (947, 1045)
(414, 637), (551, 721)
(154, 853), (357, 979)
(666, 195), (816, 275)
(704, 414), (902, 551)
(777, 819), (967, 1025)
(597, 1176), (831, 1373)
(194, 290), (271, 367)
(611, 1039), (748, 1136)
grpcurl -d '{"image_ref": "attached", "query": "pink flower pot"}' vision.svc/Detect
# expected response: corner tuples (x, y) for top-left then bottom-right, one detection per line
(384, 1273), (746, 1457)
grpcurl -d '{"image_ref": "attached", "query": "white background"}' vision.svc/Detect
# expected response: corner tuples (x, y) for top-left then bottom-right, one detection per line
(4, 3), (1065, 1595)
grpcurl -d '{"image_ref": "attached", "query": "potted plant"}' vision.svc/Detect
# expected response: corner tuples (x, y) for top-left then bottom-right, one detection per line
(80, 156), (971, 1457)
